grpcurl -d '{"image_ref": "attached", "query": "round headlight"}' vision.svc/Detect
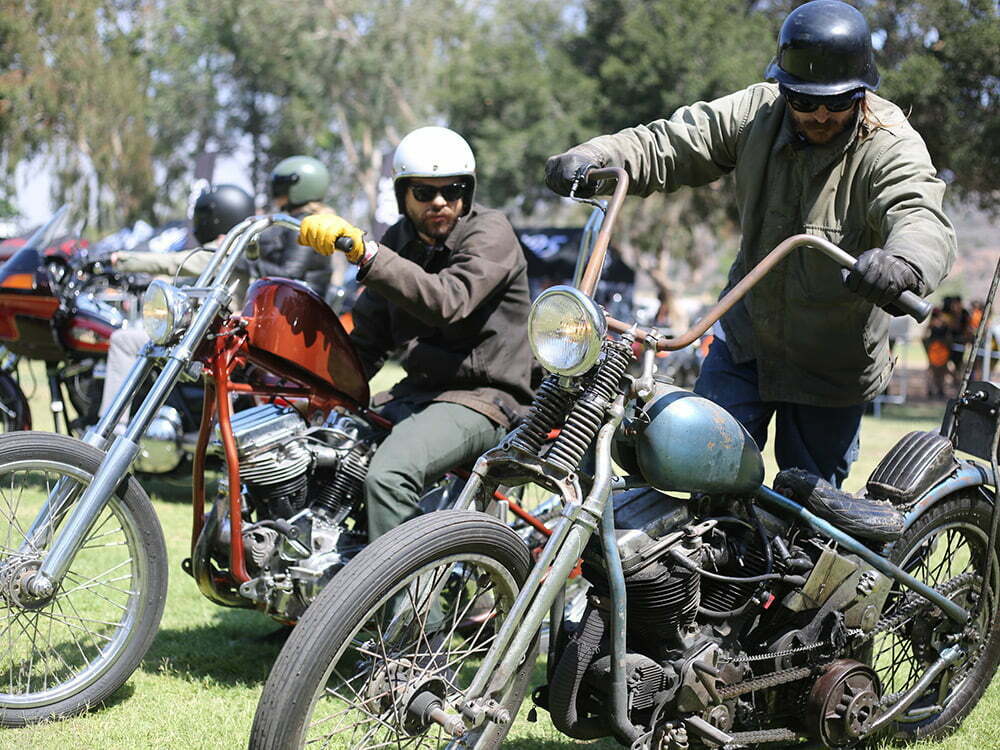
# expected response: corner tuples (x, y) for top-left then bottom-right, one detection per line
(528, 285), (606, 377)
(142, 280), (192, 345)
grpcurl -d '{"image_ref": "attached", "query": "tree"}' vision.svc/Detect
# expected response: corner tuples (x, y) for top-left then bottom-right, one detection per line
(866, 0), (1000, 212)
(0, 0), (162, 231)
(567, 0), (775, 305)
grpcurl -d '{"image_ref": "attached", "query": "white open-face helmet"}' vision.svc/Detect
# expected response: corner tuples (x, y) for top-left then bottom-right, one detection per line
(392, 126), (476, 216)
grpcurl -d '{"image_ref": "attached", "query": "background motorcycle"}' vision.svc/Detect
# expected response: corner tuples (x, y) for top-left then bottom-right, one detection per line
(0, 213), (552, 726)
(0, 206), (225, 473)
(250, 168), (1000, 750)
(0, 206), (124, 433)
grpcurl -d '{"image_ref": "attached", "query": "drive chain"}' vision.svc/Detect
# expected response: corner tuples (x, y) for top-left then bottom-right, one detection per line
(716, 665), (814, 700)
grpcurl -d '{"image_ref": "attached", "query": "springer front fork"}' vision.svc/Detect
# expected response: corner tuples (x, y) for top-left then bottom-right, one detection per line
(445, 394), (641, 742)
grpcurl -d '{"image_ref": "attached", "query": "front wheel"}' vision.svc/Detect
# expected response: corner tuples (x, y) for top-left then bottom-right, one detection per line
(0, 433), (168, 725)
(251, 510), (538, 750)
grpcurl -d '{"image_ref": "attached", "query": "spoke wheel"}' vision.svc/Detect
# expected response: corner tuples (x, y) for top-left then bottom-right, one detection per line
(870, 491), (1000, 740)
(251, 510), (537, 750)
(0, 433), (167, 725)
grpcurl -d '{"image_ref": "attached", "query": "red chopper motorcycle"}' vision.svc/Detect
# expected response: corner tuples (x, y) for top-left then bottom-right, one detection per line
(0, 206), (125, 433)
(0, 212), (549, 726)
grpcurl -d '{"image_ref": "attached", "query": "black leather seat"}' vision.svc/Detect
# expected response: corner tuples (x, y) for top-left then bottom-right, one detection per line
(773, 468), (905, 542)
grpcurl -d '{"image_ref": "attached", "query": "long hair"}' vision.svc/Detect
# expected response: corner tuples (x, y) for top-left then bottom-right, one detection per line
(858, 92), (901, 136)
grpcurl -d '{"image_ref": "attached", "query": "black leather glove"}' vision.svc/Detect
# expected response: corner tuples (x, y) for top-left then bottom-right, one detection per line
(844, 248), (922, 307)
(544, 144), (608, 198)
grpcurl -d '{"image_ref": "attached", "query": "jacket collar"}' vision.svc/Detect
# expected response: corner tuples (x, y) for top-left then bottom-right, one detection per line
(773, 106), (861, 176)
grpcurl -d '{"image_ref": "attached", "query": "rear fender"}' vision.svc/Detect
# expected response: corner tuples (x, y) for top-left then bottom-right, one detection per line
(901, 461), (995, 533)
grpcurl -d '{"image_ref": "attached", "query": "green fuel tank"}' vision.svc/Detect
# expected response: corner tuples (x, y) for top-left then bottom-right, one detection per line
(615, 385), (764, 495)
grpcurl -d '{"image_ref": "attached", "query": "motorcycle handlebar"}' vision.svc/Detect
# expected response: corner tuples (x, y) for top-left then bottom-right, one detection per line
(577, 169), (932, 352)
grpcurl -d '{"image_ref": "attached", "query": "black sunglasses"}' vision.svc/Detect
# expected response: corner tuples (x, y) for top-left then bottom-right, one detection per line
(782, 86), (862, 113)
(409, 182), (467, 203)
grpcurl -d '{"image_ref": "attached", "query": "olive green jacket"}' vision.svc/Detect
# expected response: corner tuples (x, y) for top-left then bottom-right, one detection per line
(585, 83), (956, 406)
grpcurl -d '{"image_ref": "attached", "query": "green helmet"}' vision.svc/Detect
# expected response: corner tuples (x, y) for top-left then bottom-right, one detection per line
(269, 155), (330, 208)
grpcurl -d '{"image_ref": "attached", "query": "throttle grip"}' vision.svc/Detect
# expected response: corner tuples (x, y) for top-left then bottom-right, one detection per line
(334, 236), (356, 254)
(839, 268), (932, 322)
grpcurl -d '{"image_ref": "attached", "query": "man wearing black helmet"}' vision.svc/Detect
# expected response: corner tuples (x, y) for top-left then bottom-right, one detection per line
(545, 0), (956, 488)
(257, 155), (335, 297)
(97, 184), (257, 421)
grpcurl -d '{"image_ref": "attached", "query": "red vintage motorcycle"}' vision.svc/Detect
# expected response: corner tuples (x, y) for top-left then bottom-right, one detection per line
(0, 206), (126, 433)
(0, 212), (550, 725)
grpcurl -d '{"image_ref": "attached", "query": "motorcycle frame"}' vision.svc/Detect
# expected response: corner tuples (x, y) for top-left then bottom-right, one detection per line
(444, 167), (984, 741)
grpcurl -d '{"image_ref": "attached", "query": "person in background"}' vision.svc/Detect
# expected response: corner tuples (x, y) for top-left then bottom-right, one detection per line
(923, 307), (953, 399)
(97, 184), (256, 422)
(257, 156), (334, 298)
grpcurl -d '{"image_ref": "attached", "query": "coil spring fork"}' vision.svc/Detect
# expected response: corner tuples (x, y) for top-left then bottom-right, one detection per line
(546, 337), (633, 473)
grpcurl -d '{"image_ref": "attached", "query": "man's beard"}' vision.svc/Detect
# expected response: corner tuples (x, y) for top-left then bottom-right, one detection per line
(413, 211), (459, 243)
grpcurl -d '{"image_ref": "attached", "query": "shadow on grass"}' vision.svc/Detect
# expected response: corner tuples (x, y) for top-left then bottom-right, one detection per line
(138, 607), (290, 687)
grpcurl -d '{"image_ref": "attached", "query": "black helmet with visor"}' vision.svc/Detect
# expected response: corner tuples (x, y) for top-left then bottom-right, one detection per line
(765, 0), (879, 97)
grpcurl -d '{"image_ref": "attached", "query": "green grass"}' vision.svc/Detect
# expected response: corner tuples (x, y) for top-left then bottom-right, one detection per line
(2, 367), (999, 749)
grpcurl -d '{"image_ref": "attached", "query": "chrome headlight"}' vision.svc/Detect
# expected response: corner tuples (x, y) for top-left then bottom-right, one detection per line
(528, 285), (606, 377)
(142, 280), (192, 345)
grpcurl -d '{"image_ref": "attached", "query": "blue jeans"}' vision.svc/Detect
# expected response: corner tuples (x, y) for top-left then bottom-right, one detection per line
(693, 338), (864, 488)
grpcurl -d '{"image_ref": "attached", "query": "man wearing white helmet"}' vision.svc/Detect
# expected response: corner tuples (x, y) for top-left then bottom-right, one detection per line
(298, 126), (534, 540)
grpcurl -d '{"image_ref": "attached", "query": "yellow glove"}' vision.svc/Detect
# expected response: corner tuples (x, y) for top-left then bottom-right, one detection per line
(298, 214), (366, 263)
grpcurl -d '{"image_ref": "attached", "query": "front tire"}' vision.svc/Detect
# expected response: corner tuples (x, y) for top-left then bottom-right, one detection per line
(250, 510), (537, 750)
(0, 432), (168, 725)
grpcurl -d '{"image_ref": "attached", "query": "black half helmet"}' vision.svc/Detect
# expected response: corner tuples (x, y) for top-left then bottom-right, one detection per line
(192, 184), (255, 245)
(764, 0), (880, 96)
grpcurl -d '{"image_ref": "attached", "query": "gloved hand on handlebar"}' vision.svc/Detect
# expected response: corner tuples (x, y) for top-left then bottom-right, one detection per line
(298, 214), (366, 263)
(843, 248), (923, 307)
(544, 144), (608, 198)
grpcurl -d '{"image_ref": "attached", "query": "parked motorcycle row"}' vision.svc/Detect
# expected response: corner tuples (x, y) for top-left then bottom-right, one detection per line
(0, 171), (998, 750)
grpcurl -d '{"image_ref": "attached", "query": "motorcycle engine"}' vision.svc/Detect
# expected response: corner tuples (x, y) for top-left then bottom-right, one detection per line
(204, 403), (376, 620)
(553, 487), (895, 747)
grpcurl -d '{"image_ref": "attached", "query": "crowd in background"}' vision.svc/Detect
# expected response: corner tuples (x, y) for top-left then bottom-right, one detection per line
(923, 296), (993, 398)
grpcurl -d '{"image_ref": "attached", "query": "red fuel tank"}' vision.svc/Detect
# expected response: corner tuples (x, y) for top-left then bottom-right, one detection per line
(242, 279), (369, 408)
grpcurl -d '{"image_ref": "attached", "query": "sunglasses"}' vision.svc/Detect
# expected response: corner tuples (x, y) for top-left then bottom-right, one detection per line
(781, 87), (862, 113)
(409, 182), (467, 203)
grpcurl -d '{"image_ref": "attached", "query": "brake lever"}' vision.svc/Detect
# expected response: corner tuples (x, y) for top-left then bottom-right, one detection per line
(569, 169), (607, 215)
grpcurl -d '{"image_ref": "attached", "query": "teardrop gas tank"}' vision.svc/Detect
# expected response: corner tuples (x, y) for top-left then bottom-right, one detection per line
(242, 279), (369, 409)
(621, 385), (764, 495)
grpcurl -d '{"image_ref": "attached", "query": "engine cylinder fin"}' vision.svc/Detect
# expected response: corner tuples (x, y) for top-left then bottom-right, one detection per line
(312, 442), (370, 520)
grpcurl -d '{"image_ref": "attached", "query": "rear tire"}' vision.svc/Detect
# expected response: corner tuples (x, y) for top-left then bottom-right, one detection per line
(250, 510), (537, 750)
(0, 432), (168, 725)
(871, 491), (1000, 740)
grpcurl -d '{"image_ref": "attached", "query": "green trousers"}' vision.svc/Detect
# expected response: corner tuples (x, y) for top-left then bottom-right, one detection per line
(365, 400), (505, 541)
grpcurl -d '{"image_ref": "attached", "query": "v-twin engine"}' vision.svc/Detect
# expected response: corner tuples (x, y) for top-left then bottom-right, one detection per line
(202, 403), (376, 620)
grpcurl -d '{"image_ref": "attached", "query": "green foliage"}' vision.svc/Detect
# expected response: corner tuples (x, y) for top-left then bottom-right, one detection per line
(443, 0), (596, 212)
(0, 0), (997, 242)
(867, 0), (1000, 211)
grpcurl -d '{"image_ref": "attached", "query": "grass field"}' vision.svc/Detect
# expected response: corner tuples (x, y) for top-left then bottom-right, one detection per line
(2, 362), (999, 749)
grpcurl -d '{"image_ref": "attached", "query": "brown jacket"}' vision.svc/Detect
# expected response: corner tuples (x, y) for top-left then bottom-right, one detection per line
(585, 83), (956, 406)
(350, 204), (534, 427)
